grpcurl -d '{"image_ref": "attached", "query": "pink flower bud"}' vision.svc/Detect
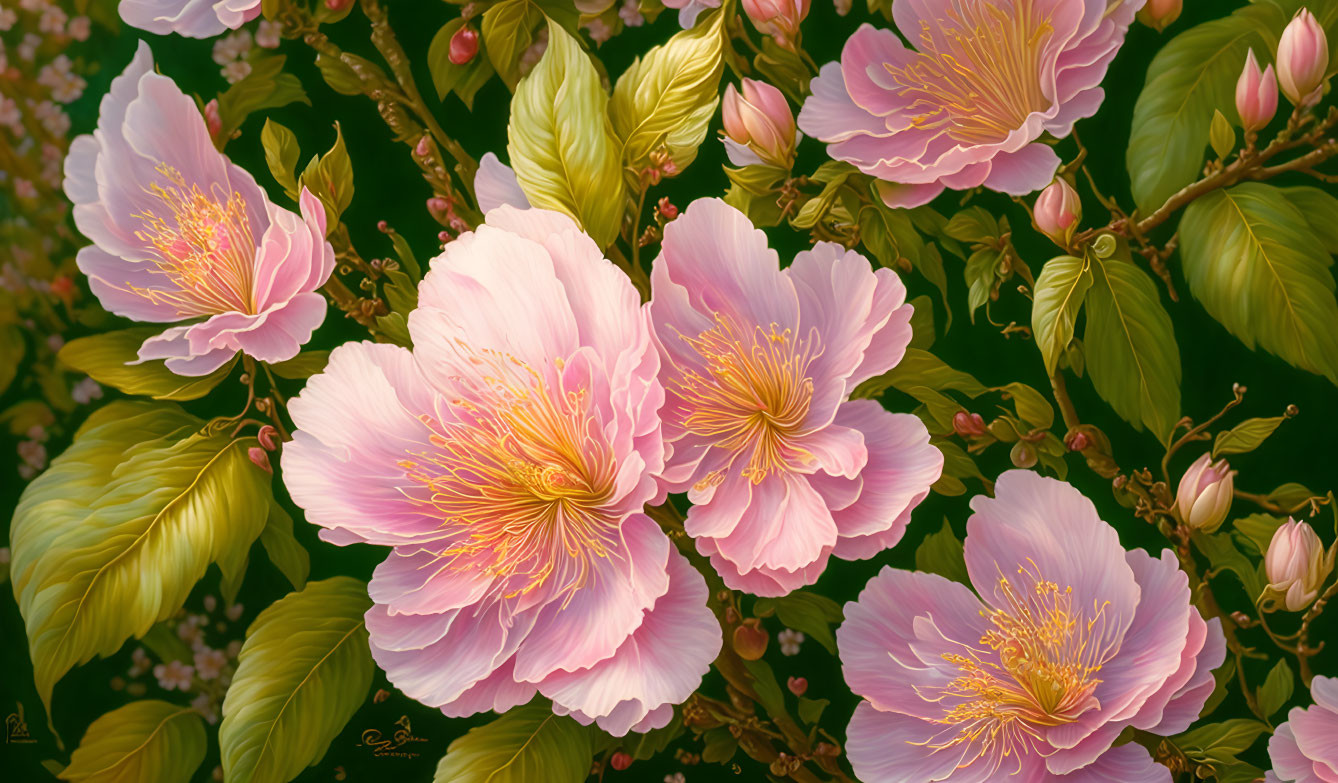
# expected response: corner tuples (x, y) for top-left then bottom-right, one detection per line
(742, 0), (810, 45)
(657, 196), (679, 220)
(1277, 9), (1329, 107)
(427, 196), (449, 214)
(1064, 431), (1090, 452)
(204, 99), (222, 142)
(256, 425), (278, 451)
(722, 79), (797, 169)
(952, 411), (986, 438)
(1174, 453), (1235, 533)
(449, 25), (479, 66)
(325, 0), (353, 10)
(610, 752), (633, 771)
(247, 447), (272, 474)
(1034, 179), (1082, 244)
(786, 676), (808, 696)
(1265, 519), (1335, 611)
(1236, 49), (1279, 131)
(415, 136), (431, 157)
(1136, 0), (1181, 32)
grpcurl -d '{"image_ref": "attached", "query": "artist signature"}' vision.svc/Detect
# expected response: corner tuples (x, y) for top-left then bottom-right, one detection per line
(5, 703), (36, 744)
(357, 715), (427, 759)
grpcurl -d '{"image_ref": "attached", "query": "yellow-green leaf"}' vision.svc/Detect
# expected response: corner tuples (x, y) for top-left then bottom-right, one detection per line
(1032, 255), (1092, 376)
(507, 20), (625, 247)
(60, 701), (206, 783)
(610, 9), (724, 176)
(261, 119), (301, 202)
(11, 402), (271, 719)
(220, 577), (372, 783)
(1213, 415), (1288, 457)
(434, 700), (593, 783)
(300, 123), (354, 231)
(58, 328), (237, 401)
(259, 502), (310, 591)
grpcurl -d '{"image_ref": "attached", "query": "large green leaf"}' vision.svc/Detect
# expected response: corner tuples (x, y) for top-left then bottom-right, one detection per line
(10, 402), (271, 717)
(60, 701), (206, 783)
(1126, 3), (1283, 212)
(0, 324), (24, 396)
(58, 328), (237, 401)
(1031, 255), (1092, 376)
(1280, 186), (1338, 255)
(1180, 183), (1338, 386)
(507, 20), (625, 247)
(610, 9), (723, 177)
(219, 577), (373, 783)
(433, 700), (593, 783)
(1083, 252), (1181, 438)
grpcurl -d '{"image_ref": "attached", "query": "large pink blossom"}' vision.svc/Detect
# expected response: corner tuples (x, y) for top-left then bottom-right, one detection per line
(798, 0), (1146, 208)
(839, 470), (1226, 783)
(120, 0), (260, 38)
(648, 198), (942, 596)
(282, 206), (721, 736)
(1267, 676), (1338, 783)
(63, 42), (334, 375)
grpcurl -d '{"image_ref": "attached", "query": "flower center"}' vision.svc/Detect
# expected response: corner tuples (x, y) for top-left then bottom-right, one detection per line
(886, 0), (1054, 146)
(399, 349), (619, 602)
(672, 313), (817, 486)
(930, 563), (1112, 762)
(132, 163), (257, 315)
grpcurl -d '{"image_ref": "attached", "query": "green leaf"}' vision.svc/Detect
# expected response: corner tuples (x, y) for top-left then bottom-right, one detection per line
(797, 697), (829, 725)
(1280, 186), (1338, 254)
(60, 701), (205, 783)
(0, 324), (24, 396)
(216, 56), (310, 140)
(943, 207), (1002, 245)
(1209, 109), (1236, 159)
(908, 295), (935, 349)
(610, 9), (723, 177)
(259, 502), (310, 591)
(261, 119), (301, 202)
(10, 402), (271, 718)
(314, 53), (362, 96)
(700, 727), (737, 763)
(1031, 255), (1092, 375)
(433, 700), (593, 783)
(220, 577), (374, 783)
(1083, 251), (1181, 438)
(1173, 719), (1271, 765)
(481, 0), (544, 89)
(300, 123), (354, 230)
(932, 439), (986, 497)
(997, 382), (1055, 430)
(964, 248), (1001, 323)
(1193, 531), (1267, 601)
(1180, 183), (1338, 386)
(724, 182), (784, 227)
(266, 351), (329, 380)
(915, 519), (970, 585)
(1126, 3), (1282, 211)
(1258, 658), (1295, 718)
(58, 328), (237, 401)
(507, 20), (625, 248)
(741, 658), (789, 719)
(752, 591), (843, 655)
(856, 347), (985, 399)
(1233, 513), (1287, 556)
(1213, 416), (1288, 457)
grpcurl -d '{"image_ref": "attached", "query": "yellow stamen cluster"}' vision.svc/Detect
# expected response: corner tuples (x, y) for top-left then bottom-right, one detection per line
(131, 163), (257, 315)
(672, 313), (818, 486)
(398, 346), (619, 603)
(886, 2), (1054, 145)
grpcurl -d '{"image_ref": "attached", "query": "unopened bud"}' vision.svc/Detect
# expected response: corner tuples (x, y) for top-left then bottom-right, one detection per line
(657, 196), (679, 220)
(325, 0), (353, 10)
(721, 79), (798, 169)
(1174, 453), (1235, 533)
(1137, 0), (1182, 32)
(1034, 178), (1081, 245)
(247, 447), (272, 474)
(1265, 519), (1335, 611)
(1009, 442), (1037, 469)
(732, 618), (768, 660)
(1064, 431), (1090, 452)
(952, 411), (987, 438)
(1236, 49), (1279, 132)
(1278, 9), (1329, 107)
(204, 99), (222, 143)
(787, 676), (808, 696)
(427, 196), (450, 214)
(741, 0), (809, 47)
(256, 425), (278, 451)
(610, 752), (632, 771)
(449, 25), (479, 66)
(415, 136), (431, 157)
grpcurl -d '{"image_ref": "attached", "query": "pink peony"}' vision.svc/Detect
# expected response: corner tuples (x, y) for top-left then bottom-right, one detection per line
(662, 0), (721, 28)
(798, 0), (1146, 208)
(839, 470), (1226, 783)
(282, 206), (721, 736)
(1267, 676), (1338, 783)
(648, 199), (942, 596)
(120, 0), (261, 38)
(63, 43), (335, 376)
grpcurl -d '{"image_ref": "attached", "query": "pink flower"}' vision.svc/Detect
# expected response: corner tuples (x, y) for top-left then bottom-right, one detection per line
(798, 1), (1144, 208)
(474, 152), (531, 214)
(648, 199), (942, 596)
(1174, 453), (1235, 533)
(741, 0), (809, 46)
(662, 0), (720, 28)
(1237, 49), (1279, 132)
(839, 471), (1226, 783)
(1277, 9), (1330, 107)
(1268, 677), (1338, 783)
(721, 79), (800, 169)
(1265, 519), (1335, 612)
(282, 206), (721, 736)
(119, 0), (261, 38)
(154, 660), (195, 691)
(193, 646), (228, 680)
(1034, 178), (1082, 244)
(63, 43), (335, 376)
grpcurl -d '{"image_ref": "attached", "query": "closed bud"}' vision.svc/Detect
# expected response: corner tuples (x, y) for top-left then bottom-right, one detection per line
(732, 618), (769, 660)
(786, 676), (808, 696)
(609, 752), (633, 771)
(1277, 9), (1329, 107)
(1009, 442), (1037, 469)
(1064, 430), (1090, 452)
(1209, 109), (1236, 159)
(952, 411), (987, 438)
(256, 425), (279, 451)
(325, 0), (353, 10)
(204, 99), (222, 143)
(721, 79), (798, 169)
(1265, 519), (1335, 611)
(247, 447), (272, 474)
(1174, 453), (1235, 533)
(1034, 178), (1081, 245)
(1236, 49), (1279, 131)
(742, 0), (810, 47)
(1137, 0), (1182, 32)
(448, 25), (480, 66)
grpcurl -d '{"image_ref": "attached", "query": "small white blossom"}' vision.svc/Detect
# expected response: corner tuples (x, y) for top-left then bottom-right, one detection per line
(255, 20), (282, 49)
(778, 628), (805, 656)
(212, 30), (253, 65)
(221, 59), (252, 84)
(154, 660), (194, 691)
(619, 0), (644, 27)
(71, 376), (103, 404)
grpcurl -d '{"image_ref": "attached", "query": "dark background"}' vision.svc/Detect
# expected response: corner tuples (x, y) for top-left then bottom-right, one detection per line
(3, 0), (1335, 780)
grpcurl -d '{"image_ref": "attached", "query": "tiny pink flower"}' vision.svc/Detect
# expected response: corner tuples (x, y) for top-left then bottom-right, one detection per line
(1175, 453), (1235, 533)
(840, 471), (1227, 783)
(67, 15), (91, 40)
(128, 647), (152, 677)
(71, 376), (103, 405)
(120, 0), (261, 38)
(1267, 676), (1338, 783)
(203, 98), (222, 142)
(799, 1), (1144, 207)
(221, 59), (252, 84)
(194, 647), (228, 680)
(777, 628), (804, 656)
(1278, 9), (1330, 107)
(0, 9), (16, 31)
(1034, 178), (1082, 245)
(64, 43), (335, 376)
(1265, 519), (1335, 612)
(225, 603), (244, 622)
(191, 692), (219, 724)
(662, 0), (720, 28)
(203, 595), (218, 612)
(212, 30), (252, 65)
(154, 660), (195, 691)
(247, 446), (272, 473)
(282, 206), (721, 736)
(619, 0), (644, 27)
(1237, 49), (1279, 132)
(255, 19), (282, 49)
(721, 79), (800, 169)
